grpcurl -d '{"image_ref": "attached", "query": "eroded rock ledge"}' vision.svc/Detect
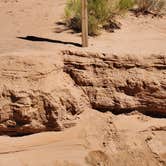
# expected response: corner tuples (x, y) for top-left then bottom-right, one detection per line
(0, 52), (89, 135)
(63, 50), (166, 116)
(0, 50), (165, 135)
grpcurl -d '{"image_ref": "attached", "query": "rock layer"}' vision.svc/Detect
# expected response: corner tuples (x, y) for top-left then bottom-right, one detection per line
(63, 50), (166, 116)
(0, 50), (165, 135)
(0, 51), (89, 135)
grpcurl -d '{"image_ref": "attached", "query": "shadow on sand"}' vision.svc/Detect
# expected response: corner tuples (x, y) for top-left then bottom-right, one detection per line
(17, 36), (82, 47)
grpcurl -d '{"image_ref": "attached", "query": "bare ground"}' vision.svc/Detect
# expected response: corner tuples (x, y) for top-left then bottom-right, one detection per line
(0, 0), (165, 166)
(0, 0), (166, 55)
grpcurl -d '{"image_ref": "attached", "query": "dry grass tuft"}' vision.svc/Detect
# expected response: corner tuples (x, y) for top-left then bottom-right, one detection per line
(134, 0), (166, 16)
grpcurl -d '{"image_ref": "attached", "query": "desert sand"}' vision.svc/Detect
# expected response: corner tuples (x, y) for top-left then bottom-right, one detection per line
(0, 0), (165, 166)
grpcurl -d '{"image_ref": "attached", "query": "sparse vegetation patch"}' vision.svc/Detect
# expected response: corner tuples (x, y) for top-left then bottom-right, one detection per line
(64, 0), (166, 35)
(65, 0), (134, 36)
(134, 0), (166, 16)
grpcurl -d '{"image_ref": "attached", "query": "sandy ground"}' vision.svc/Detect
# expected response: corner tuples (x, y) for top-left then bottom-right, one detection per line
(0, 109), (166, 166)
(0, 0), (166, 55)
(0, 111), (166, 166)
(0, 0), (166, 166)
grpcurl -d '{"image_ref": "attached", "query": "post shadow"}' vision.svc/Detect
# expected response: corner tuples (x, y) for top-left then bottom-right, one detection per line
(17, 36), (82, 47)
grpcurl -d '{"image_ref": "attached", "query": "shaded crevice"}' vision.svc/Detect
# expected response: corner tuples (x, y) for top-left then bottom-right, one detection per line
(93, 105), (166, 118)
(140, 110), (166, 119)
(93, 106), (136, 115)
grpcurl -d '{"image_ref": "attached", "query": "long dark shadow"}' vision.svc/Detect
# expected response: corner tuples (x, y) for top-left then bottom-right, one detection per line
(17, 36), (82, 47)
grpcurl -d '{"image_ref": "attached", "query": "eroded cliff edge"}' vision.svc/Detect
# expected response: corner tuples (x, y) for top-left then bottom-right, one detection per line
(0, 51), (89, 135)
(63, 50), (166, 116)
(0, 50), (165, 135)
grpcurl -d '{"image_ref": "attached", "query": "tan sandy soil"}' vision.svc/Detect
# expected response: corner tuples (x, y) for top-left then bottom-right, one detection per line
(0, 0), (166, 55)
(0, 110), (166, 166)
(0, 0), (165, 166)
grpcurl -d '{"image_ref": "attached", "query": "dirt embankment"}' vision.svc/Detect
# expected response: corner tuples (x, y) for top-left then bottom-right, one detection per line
(0, 50), (165, 166)
(0, 50), (165, 135)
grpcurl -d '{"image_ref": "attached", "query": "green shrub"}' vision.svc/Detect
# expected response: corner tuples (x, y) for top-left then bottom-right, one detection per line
(65, 0), (134, 36)
(118, 0), (135, 11)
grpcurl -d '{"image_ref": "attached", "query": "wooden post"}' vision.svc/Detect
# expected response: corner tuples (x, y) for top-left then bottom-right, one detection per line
(81, 0), (88, 47)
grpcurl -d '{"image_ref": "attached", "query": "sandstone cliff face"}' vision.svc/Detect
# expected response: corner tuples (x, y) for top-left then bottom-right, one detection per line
(63, 50), (166, 116)
(0, 52), (89, 135)
(0, 50), (165, 135)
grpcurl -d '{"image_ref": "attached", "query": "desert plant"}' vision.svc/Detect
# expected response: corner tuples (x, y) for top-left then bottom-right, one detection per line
(65, 0), (134, 36)
(135, 0), (166, 15)
(65, 0), (113, 35)
(118, 0), (135, 11)
(65, 0), (81, 31)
